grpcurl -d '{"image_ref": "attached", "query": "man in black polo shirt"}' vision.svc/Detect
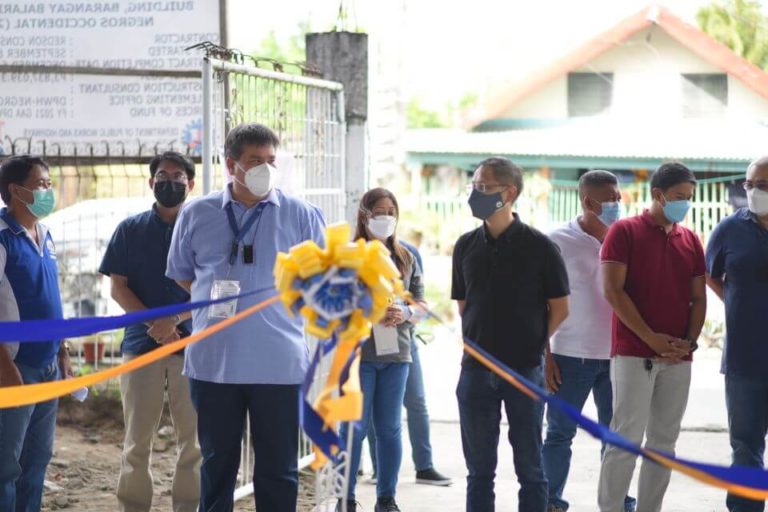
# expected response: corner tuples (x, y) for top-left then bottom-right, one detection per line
(99, 151), (201, 512)
(452, 157), (570, 512)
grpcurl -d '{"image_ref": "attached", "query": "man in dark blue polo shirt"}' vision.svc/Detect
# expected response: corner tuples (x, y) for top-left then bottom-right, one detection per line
(452, 157), (570, 512)
(0, 155), (72, 511)
(707, 156), (768, 512)
(99, 151), (201, 512)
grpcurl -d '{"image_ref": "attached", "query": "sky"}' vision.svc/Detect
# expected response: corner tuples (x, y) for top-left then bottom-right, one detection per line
(227, 0), (720, 107)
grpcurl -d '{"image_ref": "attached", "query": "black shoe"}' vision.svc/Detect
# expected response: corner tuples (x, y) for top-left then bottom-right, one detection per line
(416, 468), (453, 486)
(375, 496), (401, 512)
(336, 499), (358, 512)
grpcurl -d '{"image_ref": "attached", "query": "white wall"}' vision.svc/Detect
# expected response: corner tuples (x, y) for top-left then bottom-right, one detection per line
(495, 26), (768, 122)
(728, 78), (768, 120)
(503, 77), (568, 119)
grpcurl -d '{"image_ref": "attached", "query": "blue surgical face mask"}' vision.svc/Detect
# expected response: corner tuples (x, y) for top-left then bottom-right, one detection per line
(468, 188), (506, 221)
(661, 197), (691, 224)
(595, 200), (621, 226)
(18, 186), (56, 219)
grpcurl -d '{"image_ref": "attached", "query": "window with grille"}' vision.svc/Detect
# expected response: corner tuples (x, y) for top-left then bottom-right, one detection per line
(567, 72), (613, 117)
(682, 73), (727, 117)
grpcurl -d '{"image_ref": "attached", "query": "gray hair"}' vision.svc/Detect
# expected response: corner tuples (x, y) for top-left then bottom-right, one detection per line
(578, 170), (618, 198)
(748, 156), (768, 174)
(224, 123), (280, 160)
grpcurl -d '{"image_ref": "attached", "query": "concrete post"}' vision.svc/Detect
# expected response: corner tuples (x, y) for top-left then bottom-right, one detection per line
(306, 32), (368, 226)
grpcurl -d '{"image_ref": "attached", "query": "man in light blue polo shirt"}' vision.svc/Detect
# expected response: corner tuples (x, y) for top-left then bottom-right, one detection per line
(166, 123), (325, 511)
(0, 155), (72, 511)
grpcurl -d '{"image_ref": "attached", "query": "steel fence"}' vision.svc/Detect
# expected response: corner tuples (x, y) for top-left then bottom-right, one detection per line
(0, 140), (199, 392)
(1, 49), (348, 503)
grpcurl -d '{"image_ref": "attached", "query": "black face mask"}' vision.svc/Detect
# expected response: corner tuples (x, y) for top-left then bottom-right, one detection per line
(154, 181), (186, 208)
(467, 188), (506, 220)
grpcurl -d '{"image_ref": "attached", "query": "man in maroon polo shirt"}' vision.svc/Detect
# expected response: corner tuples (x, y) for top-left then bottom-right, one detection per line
(597, 162), (707, 512)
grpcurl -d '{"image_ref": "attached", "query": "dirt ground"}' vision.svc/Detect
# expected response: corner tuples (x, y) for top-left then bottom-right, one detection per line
(43, 395), (314, 511)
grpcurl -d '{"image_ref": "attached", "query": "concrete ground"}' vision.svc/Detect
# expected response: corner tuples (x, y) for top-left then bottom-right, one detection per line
(354, 425), (731, 512)
(351, 328), (737, 512)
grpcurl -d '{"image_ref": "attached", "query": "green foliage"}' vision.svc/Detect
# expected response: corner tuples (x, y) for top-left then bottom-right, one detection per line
(254, 22), (308, 64)
(407, 98), (448, 129)
(697, 0), (768, 70)
(407, 92), (480, 129)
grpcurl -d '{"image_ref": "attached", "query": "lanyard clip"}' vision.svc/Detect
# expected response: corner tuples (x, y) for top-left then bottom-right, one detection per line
(229, 242), (238, 266)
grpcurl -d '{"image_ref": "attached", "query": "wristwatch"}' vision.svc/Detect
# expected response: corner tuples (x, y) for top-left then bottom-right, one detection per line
(686, 337), (699, 353)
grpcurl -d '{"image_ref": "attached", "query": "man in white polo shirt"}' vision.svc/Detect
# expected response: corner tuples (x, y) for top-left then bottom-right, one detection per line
(542, 170), (635, 512)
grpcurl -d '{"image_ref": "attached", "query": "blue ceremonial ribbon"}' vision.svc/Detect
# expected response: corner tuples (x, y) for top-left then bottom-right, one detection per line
(462, 335), (768, 494)
(300, 334), (344, 461)
(0, 286), (277, 342)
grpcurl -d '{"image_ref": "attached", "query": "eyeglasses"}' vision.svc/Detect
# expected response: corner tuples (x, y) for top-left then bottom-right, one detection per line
(466, 182), (507, 194)
(155, 171), (189, 183)
(743, 181), (768, 192)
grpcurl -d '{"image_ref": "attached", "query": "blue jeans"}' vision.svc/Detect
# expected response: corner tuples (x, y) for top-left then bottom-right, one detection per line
(368, 339), (433, 472)
(542, 354), (636, 512)
(725, 374), (768, 512)
(0, 361), (60, 512)
(342, 361), (409, 499)
(189, 379), (299, 512)
(456, 362), (547, 512)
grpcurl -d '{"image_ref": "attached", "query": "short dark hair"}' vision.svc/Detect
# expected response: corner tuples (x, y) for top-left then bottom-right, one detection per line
(225, 123), (280, 160)
(578, 170), (618, 198)
(149, 151), (195, 180)
(477, 156), (524, 196)
(650, 162), (697, 191)
(0, 155), (49, 204)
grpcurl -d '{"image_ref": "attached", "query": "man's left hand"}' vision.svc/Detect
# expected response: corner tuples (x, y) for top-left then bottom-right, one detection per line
(58, 348), (74, 379)
(147, 317), (178, 343)
(657, 339), (692, 364)
(545, 351), (562, 392)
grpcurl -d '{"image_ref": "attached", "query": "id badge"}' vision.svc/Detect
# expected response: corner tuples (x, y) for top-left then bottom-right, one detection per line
(209, 280), (241, 318)
(372, 324), (400, 356)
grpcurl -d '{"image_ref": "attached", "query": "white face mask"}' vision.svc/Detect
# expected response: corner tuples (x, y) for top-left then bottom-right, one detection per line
(367, 215), (397, 240)
(748, 188), (768, 216)
(236, 162), (275, 197)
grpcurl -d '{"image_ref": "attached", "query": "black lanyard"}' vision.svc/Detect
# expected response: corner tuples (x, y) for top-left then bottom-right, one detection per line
(225, 202), (265, 265)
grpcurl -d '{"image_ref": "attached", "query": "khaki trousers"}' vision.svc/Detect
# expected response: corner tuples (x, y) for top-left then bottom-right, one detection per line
(117, 354), (201, 512)
(598, 356), (691, 512)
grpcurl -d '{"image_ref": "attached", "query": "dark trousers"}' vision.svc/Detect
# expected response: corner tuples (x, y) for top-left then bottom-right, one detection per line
(189, 379), (300, 512)
(725, 374), (768, 512)
(456, 363), (547, 512)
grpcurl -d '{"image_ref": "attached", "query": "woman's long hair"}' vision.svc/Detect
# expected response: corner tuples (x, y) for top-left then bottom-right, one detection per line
(354, 187), (412, 277)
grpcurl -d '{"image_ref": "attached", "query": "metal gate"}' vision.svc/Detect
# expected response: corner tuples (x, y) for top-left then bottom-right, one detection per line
(201, 55), (346, 221)
(199, 52), (346, 501)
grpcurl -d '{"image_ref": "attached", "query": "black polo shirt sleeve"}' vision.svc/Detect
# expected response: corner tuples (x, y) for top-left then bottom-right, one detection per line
(542, 238), (570, 299)
(451, 235), (466, 301)
(99, 221), (129, 277)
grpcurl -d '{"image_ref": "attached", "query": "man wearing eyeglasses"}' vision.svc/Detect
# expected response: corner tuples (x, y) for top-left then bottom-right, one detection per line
(706, 156), (768, 512)
(99, 151), (201, 512)
(452, 157), (570, 512)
